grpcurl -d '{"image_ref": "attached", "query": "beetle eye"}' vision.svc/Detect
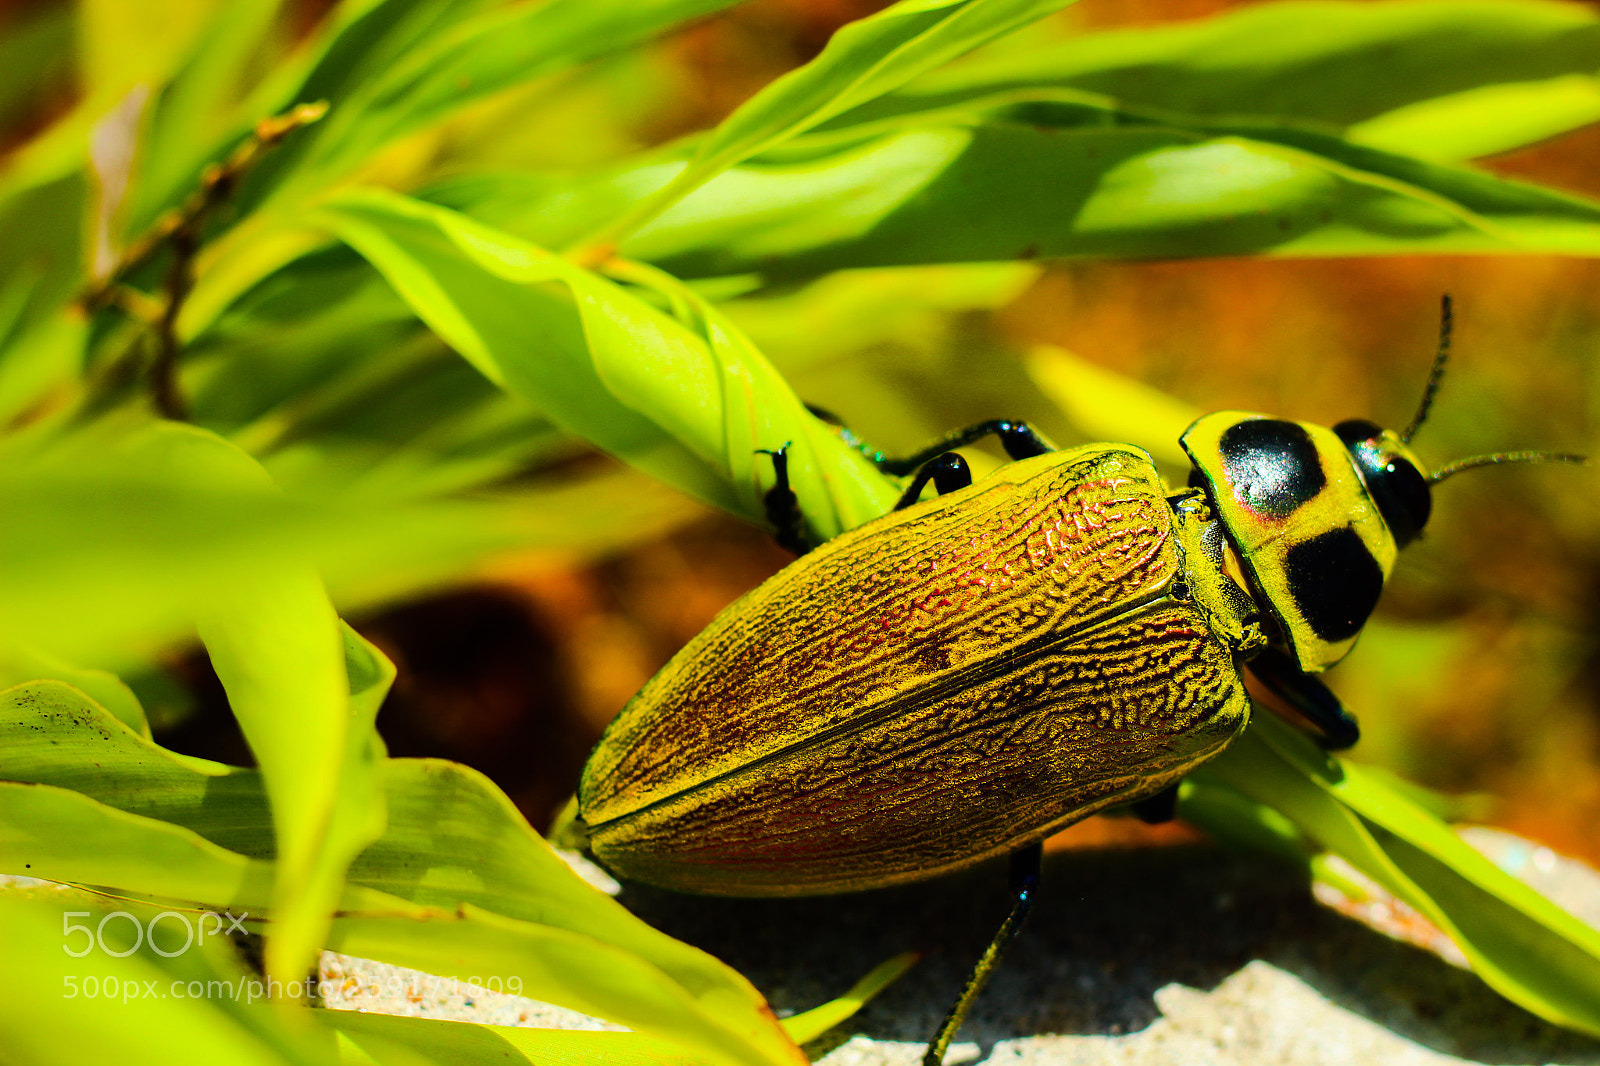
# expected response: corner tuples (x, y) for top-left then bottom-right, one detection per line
(1333, 419), (1432, 547)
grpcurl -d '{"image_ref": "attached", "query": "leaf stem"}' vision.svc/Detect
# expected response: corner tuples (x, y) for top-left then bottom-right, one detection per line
(80, 101), (329, 419)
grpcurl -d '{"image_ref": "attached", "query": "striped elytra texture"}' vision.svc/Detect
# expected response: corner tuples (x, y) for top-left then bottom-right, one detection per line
(579, 444), (1250, 895)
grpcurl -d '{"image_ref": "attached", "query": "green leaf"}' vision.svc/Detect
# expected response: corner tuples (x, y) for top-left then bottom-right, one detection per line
(0, 893), (336, 1066)
(252, 0), (503, 190)
(328, 1011), (708, 1066)
(199, 589), (389, 990)
(0, 416), (608, 662)
(0, 647), (147, 735)
(122, 0), (286, 238)
(0, 171), (87, 347)
(1190, 711), (1600, 1037)
(1347, 74), (1600, 162)
(780, 950), (918, 1044)
(75, 0), (226, 115)
(573, 0), (1082, 250)
(606, 122), (1600, 281)
(196, 0), (754, 334)
(330, 908), (805, 1066)
(0, 420), (391, 988)
(1022, 344), (1196, 469)
(284, 0), (749, 195)
(0, 306), (88, 427)
(0, 776), (286, 907)
(836, 0), (1600, 151)
(0, 683), (803, 1066)
(321, 949), (917, 1064)
(314, 188), (897, 541)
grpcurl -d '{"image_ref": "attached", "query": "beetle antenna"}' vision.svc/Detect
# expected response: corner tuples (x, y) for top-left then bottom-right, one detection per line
(1401, 294), (1452, 444)
(1430, 450), (1587, 484)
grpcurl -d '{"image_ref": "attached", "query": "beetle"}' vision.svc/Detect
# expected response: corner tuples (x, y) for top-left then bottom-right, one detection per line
(570, 297), (1581, 1063)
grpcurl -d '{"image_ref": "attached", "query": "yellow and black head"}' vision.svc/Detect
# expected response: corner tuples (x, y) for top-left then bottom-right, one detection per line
(1180, 296), (1582, 673)
(1181, 412), (1412, 672)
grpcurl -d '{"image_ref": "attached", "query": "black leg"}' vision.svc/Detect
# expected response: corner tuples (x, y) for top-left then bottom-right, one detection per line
(879, 420), (1055, 476)
(896, 453), (973, 510)
(1248, 647), (1361, 750)
(1130, 782), (1180, 824)
(923, 843), (1042, 1066)
(756, 444), (810, 556)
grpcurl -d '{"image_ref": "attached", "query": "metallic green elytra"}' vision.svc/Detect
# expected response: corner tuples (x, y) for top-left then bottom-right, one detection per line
(573, 309), (1579, 900)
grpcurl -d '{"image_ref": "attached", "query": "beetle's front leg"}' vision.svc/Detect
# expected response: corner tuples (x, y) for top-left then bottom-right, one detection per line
(1247, 647), (1361, 750)
(879, 420), (1055, 476)
(896, 453), (973, 509)
(923, 843), (1042, 1066)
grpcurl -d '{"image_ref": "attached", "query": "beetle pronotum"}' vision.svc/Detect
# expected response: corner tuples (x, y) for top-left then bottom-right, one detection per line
(572, 297), (1582, 1063)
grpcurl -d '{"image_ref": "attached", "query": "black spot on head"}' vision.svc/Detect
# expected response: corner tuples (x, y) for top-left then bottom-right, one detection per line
(1283, 527), (1385, 642)
(1219, 419), (1327, 520)
(1333, 419), (1431, 548)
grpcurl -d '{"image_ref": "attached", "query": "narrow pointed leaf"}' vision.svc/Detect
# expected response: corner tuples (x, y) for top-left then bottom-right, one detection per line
(832, 0), (1600, 156)
(1191, 712), (1600, 1036)
(576, 0), (1081, 248)
(314, 188), (896, 539)
(607, 123), (1600, 281)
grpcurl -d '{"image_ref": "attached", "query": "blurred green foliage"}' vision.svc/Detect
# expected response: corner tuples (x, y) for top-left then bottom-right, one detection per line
(1, 0), (1599, 1062)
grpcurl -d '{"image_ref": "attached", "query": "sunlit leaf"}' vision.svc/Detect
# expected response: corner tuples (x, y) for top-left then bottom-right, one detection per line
(1189, 711), (1600, 1037)
(0, 684), (803, 1066)
(834, 0), (1600, 154)
(599, 122), (1600, 281)
(1347, 75), (1600, 162)
(314, 188), (896, 541)
(573, 0), (1082, 251)
(321, 949), (918, 1063)
(329, 1011), (705, 1066)
(779, 950), (918, 1044)
(1023, 344), (1195, 468)
(199, 594), (387, 990)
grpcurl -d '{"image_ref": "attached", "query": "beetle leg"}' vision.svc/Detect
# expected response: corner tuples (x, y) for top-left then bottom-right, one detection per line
(755, 444), (811, 556)
(1130, 782), (1180, 824)
(879, 420), (1055, 476)
(1247, 647), (1361, 750)
(923, 843), (1042, 1066)
(896, 453), (973, 510)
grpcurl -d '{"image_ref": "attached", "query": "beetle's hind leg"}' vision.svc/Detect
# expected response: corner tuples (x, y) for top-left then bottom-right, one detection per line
(1247, 647), (1361, 750)
(756, 444), (812, 555)
(923, 843), (1042, 1066)
(1130, 782), (1180, 823)
(879, 420), (1055, 476)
